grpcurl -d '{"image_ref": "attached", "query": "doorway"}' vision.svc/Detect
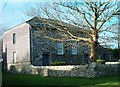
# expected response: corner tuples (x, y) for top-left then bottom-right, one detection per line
(42, 53), (49, 66)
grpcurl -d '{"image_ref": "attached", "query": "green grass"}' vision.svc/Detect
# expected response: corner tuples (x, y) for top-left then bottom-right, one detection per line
(2, 72), (120, 87)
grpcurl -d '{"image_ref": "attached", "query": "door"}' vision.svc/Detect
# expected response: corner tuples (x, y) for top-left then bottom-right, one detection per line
(42, 54), (49, 66)
(103, 53), (106, 60)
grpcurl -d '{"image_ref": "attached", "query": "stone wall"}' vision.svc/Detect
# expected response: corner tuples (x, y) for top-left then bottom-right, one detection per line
(50, 54), (90, 64)
(30, 24), (113, 66)
(36, 64), (119, 77)
(8, 63), (120, 78)
(29, 21), (113, 66)
(30, 25), (90, 66)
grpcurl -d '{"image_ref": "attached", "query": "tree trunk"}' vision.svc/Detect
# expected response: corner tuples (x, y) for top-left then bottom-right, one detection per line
(90, 31), (98, 62)
(90, 42), (97, 62)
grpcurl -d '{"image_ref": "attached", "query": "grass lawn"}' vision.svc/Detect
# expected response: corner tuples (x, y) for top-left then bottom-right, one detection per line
(2, 72), (120, 87)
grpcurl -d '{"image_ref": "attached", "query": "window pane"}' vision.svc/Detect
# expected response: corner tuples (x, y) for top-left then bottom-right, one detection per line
(57, 43), (62, 48)
(72, 42), (77, 55)
(72, 48), (77, 54)
(57, 42), (63, 54)
(98, 55), (101, 59)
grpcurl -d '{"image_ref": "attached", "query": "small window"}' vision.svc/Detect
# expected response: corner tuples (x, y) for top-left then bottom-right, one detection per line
(57, 42), (64, 55)
(103, 53), (106, 60)
(72, 42), (77, 55)
(13, 33), (16, 44)
(13, 52), (17, 63)
(109, 55), (112, 61)
(98, 55), (101, 59)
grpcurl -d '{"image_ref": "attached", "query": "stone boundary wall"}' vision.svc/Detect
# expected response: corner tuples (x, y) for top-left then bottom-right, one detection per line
(8, 63), (120, 78)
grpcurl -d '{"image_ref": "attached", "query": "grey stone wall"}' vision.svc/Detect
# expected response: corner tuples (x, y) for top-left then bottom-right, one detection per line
(28, 18), (113, 66)
(30, 24), (91, 66)
(30, 26), (52, 66)
(8, 63), (120, 78)
(47, 64), (119, 77)
(30, 25), (113, 66)
(50, 54), (89, 64)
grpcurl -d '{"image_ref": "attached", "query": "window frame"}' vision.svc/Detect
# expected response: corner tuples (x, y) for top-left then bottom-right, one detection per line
(57, 42), (64, 55)
(71, 42), (78, 55)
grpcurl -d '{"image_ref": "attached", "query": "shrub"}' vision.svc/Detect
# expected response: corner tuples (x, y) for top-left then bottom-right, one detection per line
(112, 48), (120, 60)
(96, 59), (105, 64)
(50, 62), (66, 66)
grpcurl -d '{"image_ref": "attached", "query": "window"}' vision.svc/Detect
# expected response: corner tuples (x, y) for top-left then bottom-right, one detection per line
(57, 42), (63, 54)
(13, 52), (17, 63)
(72, 42), (77, 55)
(98, 55), (101, 59)
(13, 33), (16, 44)
(103, 53), (106, 60)
(109, 55), (112, 61)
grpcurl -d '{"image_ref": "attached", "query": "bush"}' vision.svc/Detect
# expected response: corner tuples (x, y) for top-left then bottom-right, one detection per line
(96, 59), (105, 64)
(50, 62), (66, 66)
(112, 48), (120, 60)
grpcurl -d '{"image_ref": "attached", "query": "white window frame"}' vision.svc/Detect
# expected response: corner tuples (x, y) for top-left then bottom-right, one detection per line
(57, 42), (64, 55)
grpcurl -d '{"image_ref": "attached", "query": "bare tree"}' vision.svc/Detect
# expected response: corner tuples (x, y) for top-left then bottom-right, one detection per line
(25, 1), (120, 62)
